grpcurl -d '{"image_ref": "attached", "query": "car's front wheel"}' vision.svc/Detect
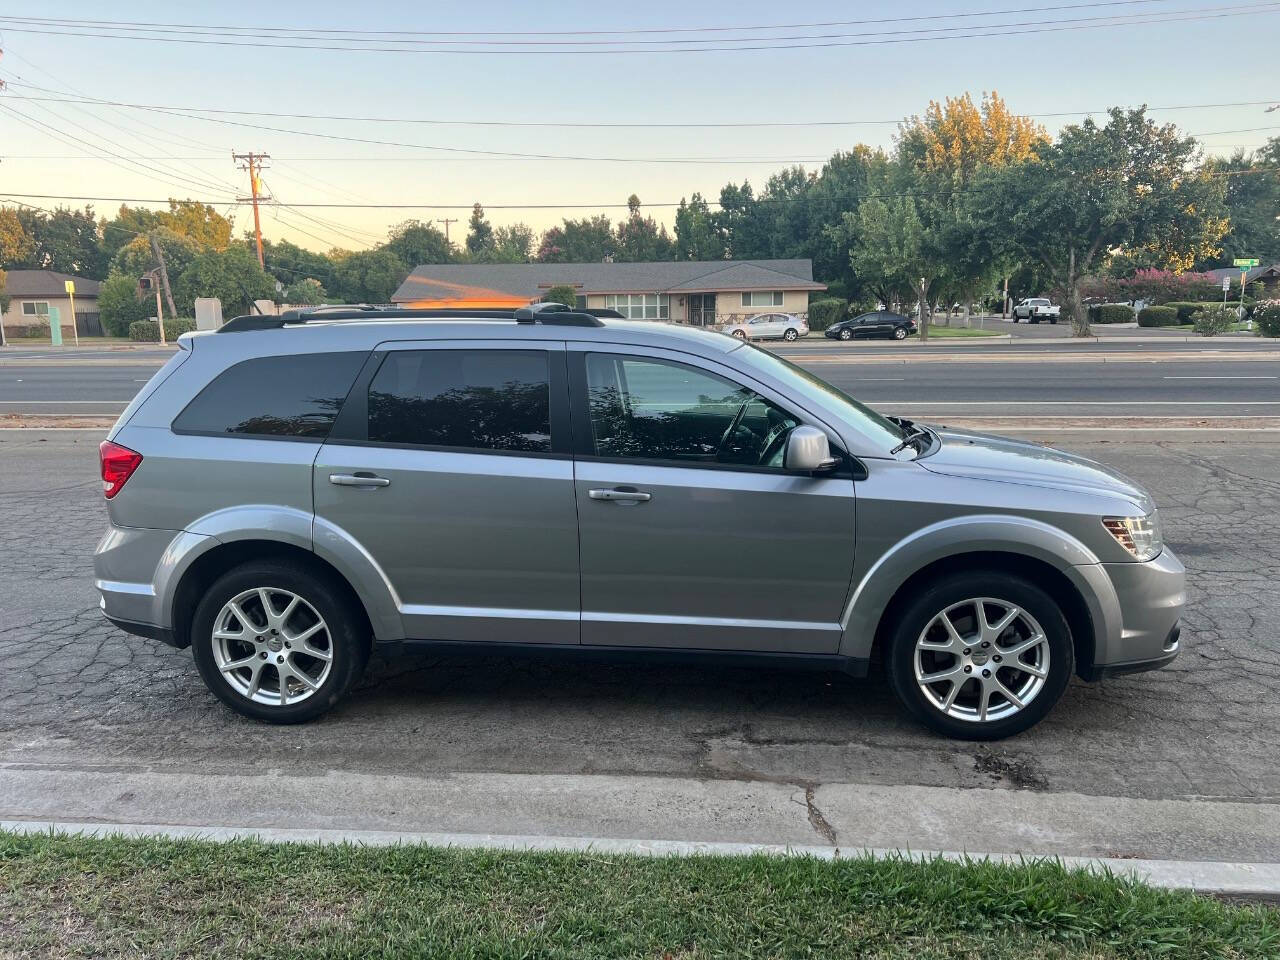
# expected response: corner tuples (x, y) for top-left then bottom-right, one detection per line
(191, 560), (369, 723)
(885, 572), (1073, 740)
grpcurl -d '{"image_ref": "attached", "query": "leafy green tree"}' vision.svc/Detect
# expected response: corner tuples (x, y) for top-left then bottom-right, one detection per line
(329, 248), (410, 303)
(0, 269), (10, 314)
(98, 271), (151, 336)
(161, 200), (233, 251)
(1201, 136), (1280, 268)
(172, 246), (277, 317)
(966, 108), (1227, 335)
(112, 228), (198, 283)
(465, 203), (495, 259)
(385, 219), (452, 266)
(847, 195), (944, 339)
(259, 237), (336, 290)
(537, 215), (615, 262)
(283, 277), (327, 304)
(491, 223), (535, 263)
(543, 284), (580, 308)
(0, 208), (35, 265)
(673, 194), (725, 261)
(614, 196), (673, 262)
(12, 206), (106, 277)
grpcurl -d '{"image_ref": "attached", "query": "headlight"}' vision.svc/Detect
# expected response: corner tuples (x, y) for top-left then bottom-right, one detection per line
(1102, 511), (1163, 561)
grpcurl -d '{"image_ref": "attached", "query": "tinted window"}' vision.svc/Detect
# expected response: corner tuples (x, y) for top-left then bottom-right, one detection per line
(368, 349), (551, 452)
(173, 352), (365, 439)
(585, 354), (799, 469)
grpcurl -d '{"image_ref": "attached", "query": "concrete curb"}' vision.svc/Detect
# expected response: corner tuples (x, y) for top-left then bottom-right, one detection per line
(4, 818), (1277, 899)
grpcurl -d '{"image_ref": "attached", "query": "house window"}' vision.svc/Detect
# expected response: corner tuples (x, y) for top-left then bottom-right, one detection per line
(741, 291), (784, 308)
(603, 293), (669, 320)
(21, 301), (51, 317)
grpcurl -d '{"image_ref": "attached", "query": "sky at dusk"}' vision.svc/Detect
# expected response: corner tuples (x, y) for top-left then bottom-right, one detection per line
(0, 0), (1276, 252)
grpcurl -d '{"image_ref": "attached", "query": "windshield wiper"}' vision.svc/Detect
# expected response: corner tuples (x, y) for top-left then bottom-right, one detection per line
(890, 424), (932, 456)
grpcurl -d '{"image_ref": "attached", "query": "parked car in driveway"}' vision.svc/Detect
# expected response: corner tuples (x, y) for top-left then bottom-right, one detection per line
(825, 311), (918, 341)
(95, 303), (1184, 739)
(1011, 298), (1061, 323)
(722, 312), (808, 342)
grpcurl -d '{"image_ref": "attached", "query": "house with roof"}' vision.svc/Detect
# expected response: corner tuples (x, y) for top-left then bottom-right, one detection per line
(1204, 261), (1280, 296)
(390, 259), (826, 326)
(1, 269), (103, 339)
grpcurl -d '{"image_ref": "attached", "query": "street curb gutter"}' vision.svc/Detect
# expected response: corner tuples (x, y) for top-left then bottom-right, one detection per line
(3, 818), (1277, 900)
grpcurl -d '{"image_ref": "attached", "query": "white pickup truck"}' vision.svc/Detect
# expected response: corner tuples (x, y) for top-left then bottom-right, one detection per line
(1011, 298), (1060, 323)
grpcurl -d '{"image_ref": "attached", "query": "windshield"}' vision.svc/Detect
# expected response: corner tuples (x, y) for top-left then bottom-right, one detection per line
(732, 342), (907, 452)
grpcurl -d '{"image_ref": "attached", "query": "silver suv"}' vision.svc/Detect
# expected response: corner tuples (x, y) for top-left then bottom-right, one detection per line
(94, 305), (1183, 739)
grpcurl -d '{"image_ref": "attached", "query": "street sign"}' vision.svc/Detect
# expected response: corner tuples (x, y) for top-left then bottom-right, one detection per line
(63, 279), (75, 294)
(1222, 276), (1232, 291)
(1233, 258), (1259, 267)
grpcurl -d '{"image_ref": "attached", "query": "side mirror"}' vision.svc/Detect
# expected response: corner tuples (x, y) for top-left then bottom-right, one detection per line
(784, 425), (839, 472)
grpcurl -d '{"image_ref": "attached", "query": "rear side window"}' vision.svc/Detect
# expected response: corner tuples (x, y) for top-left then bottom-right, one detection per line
(367, 349), (551, 453)
(173, 352), (366, 439)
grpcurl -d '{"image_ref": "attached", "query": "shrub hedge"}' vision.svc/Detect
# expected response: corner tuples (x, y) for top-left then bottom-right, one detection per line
(1087, 303), (1135, 324)
(129, 318), (197, 341)
(1137, 305), (1179, 328)
(1191, 306), (1235, 337)
(807, 298), (847, 331)
(1254, 301), (1280, 338)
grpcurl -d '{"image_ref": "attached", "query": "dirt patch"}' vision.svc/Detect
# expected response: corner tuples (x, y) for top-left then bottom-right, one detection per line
(973, 749), (1049, 790)
(0, 414), (115, 430)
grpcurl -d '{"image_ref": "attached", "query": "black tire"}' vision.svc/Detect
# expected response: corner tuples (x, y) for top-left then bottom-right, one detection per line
(191, 560), (370, 724)
(885, 571), (1074, 740)
(783, 328), (798, 341)
(839, 328), (853, 341)
(893, 326), (908, 340)
(731, 330), (747, 340)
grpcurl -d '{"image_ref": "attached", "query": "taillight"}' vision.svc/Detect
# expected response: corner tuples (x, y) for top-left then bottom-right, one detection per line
(100, 440), (143, 499)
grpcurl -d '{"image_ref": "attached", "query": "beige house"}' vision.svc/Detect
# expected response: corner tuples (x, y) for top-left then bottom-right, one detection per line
(391, 260), (825, 326)
(2, 270), (102, 339)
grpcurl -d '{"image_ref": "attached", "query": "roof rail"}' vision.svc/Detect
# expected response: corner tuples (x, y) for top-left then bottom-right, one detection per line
(217, 302), (605, 333)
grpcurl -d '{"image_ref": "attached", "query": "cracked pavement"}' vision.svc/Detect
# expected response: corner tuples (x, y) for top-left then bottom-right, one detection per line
(2, 430), (1279, 834)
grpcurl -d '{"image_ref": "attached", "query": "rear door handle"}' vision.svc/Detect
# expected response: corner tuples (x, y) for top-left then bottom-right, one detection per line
(330, 473), (391, 488)
(588, 487), (651, 503)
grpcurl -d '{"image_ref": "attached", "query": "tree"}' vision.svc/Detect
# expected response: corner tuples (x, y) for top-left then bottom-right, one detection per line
(614, 195), (673, 262)
(465, 203), (495, 259)
(0, 269), (10, 314)
(491, 223), (535, 263)
(112, 228), (198, 284)
(11, 206), (105, 277)
(329, 248), (410, 303)
(172, 245), (277, 317)
(1201, 136), (1280, 268)
(161, 200), (233, 251)
(673, 194), (725, 261)
(283, 277), (327, 305)
(0, 208), (34, 264)
(544, 284), (579, 308)
(847, 195), (944, 339)
(897, 91), (1046, 182)
(98, 271), (151, 336)
(966, 107), (1228, 335)
(537, 215), (615, 262)
(384, 219), (452, 266)
(259, 237), (336, 290)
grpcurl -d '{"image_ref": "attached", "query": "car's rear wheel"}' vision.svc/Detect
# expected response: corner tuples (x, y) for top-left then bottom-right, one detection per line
(731, 330), (747, 340)
(191, 560), (369, 723)
(839, 328), (853, 341)
(885, 572), (1073, 740)
(783, 328), (798, 341)
(893, 326), (908, 340)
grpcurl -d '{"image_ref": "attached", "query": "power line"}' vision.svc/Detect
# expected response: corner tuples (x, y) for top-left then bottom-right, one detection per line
(0, 4), (1273, 54)
(5, 84), (1278, 129)
(0, 2), (1185, 37)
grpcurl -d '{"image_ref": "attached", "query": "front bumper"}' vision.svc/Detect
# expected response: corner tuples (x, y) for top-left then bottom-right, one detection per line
(1082, 546), (1185, 680)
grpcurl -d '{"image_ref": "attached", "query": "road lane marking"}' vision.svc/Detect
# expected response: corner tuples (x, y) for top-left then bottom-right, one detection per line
(0, 400), (130, 404)
(851, 377), (906, 381)
(1162, 375), (1278, 379)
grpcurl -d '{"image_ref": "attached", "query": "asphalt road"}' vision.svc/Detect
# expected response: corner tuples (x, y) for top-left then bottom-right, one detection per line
(3, 341), (1279, 417)
(2, 431), (1278, 823)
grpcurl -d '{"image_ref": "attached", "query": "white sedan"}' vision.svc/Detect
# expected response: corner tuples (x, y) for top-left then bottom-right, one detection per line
(722, 313), (809, 342)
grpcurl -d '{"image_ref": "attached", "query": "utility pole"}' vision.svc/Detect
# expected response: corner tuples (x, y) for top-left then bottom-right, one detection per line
(234, 151), (271, 268)
(437, 218), (457, 244)
(149, 234), (177, 319)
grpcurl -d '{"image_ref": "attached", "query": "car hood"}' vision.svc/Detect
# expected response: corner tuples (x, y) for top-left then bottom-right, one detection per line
(919, 426), (1153, 511)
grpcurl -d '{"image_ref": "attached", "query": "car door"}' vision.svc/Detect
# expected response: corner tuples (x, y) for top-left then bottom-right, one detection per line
(747, 315), (772, 340)
(314, 340), (580, 645)
(568, 344), (857, 654)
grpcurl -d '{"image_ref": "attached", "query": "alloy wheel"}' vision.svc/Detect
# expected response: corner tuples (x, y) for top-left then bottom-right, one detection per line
(211, 587), (334, 706)
(913, 597), (1050, 723)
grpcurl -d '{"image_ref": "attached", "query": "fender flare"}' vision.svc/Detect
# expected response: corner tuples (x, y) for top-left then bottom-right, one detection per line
(158, 505), (403, 642)
(837, 514), (1121, 661)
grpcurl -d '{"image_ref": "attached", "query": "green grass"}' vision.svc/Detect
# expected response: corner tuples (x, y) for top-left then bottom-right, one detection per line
(2, 831), (1277, 959)
(924, 324), (1005, 338)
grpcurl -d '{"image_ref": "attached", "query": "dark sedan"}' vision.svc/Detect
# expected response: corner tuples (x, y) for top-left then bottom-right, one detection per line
(825, 310), (918, 341)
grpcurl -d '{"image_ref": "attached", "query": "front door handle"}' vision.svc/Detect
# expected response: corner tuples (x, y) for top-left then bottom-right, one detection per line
(330, 473), (391, 488)
(588, 487), (651, 503)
